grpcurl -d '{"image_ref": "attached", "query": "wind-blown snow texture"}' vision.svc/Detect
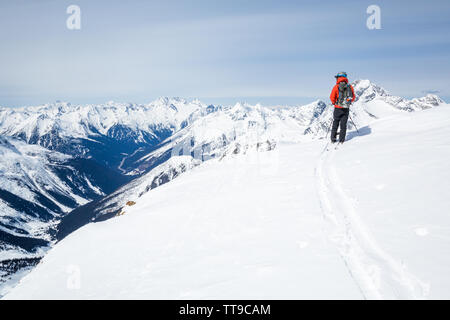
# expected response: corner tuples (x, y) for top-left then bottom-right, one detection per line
(1, 80), (448, 299)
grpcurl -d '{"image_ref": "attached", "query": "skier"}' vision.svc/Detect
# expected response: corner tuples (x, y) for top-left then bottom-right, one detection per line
(329, 72), (355, 144)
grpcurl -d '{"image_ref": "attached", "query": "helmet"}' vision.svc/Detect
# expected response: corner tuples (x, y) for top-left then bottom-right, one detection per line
(335, 72), (347, 78)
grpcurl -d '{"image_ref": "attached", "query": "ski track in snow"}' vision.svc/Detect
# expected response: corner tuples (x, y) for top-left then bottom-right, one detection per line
(315, 141), (429, 300)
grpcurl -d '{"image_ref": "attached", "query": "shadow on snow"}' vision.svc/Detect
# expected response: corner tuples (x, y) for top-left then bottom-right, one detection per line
(346, 125), (372, 142)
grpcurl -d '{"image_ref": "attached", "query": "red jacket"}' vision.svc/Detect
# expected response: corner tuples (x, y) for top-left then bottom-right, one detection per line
(330, 77), (355, 108)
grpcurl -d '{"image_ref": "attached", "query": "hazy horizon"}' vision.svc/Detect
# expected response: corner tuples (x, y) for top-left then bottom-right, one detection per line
(1, 0), (449, 107)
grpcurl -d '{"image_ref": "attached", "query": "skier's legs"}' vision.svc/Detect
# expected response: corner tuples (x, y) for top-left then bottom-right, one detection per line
(330, 108), (341, 142)
(330, 119), (340, 142)
(339, 109), (349, 142)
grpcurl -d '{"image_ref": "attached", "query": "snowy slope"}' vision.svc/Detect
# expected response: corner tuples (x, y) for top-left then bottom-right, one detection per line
(5, 102), (450, 299)
(55, 155), (202, 240)
(3, 143), (362, 299)
(322, 105), (450, 299)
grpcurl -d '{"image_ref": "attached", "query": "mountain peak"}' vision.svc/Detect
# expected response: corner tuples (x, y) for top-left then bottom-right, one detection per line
(154, 97), (188, 105)
(352, 79), (389, 102)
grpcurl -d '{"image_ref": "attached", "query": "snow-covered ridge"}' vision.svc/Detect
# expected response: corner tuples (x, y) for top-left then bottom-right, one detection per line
(353, 80), (444, 111)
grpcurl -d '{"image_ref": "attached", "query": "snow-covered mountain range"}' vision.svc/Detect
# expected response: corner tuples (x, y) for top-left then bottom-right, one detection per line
(0, 98), (208, 171)
(0, 80), (446, 297)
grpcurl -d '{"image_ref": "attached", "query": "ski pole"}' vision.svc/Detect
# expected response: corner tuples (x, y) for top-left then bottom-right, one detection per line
(349, 113), (360, 134)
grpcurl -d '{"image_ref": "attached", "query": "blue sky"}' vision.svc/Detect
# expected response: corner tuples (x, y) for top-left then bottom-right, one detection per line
(0, 0), (449, 107)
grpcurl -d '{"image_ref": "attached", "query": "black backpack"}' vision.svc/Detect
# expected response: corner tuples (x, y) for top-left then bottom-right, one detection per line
(337, 82), (353, 108)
